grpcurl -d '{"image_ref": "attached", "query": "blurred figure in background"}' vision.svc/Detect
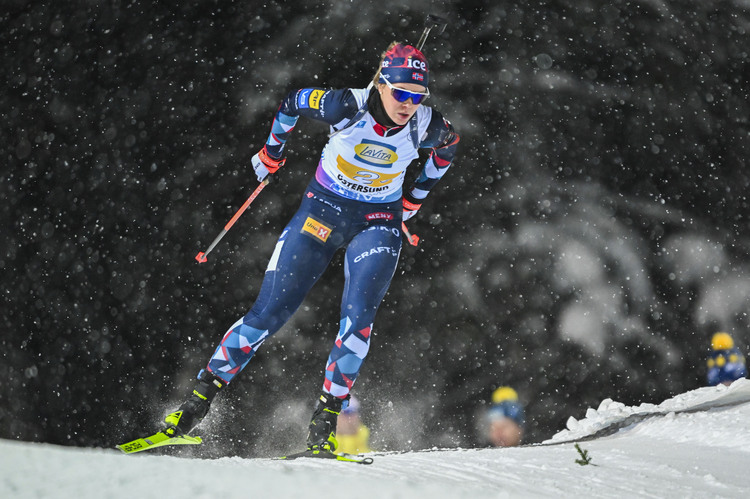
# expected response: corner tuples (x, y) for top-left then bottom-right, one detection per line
(707, 332), (747, 386)
(334, 395), (372, 455)
(483, 386), (525, 447)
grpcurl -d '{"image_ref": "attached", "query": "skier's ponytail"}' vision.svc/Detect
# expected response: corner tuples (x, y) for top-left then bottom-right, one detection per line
(371, 41), (400, 86)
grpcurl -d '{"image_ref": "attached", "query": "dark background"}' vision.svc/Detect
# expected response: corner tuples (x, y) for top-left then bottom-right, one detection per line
(2, 0), (749, 457)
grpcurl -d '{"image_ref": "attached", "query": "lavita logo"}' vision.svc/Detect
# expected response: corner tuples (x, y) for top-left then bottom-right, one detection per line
(353, 139), (398, 167)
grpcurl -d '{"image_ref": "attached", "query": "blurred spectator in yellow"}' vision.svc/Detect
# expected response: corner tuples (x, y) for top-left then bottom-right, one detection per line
(483, 386), (525, 447)
(707, 332), (747, 386)
(335, 395), (372, 455)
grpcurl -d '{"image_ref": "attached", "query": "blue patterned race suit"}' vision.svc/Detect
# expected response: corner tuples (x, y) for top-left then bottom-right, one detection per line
(207, 182), (401, 396)
(203, 85), (459, 399)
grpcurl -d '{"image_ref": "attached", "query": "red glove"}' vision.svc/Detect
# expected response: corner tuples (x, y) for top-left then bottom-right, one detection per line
(402, 198), (422, 221)
(251, 146), (286, 181)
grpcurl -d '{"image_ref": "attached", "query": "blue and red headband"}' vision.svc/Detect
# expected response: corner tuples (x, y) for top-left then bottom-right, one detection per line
(379, 44), (429, 88)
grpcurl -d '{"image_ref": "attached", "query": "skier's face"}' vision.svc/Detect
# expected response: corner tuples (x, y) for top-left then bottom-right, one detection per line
(378, 82), (427, 125)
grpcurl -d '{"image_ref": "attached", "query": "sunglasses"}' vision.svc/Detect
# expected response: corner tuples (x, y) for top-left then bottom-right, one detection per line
(382, 78), (430, 104)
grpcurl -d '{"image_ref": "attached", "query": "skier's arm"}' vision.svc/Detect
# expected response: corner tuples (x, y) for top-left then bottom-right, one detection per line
(403, 112), (460, 214)
(261, 88), (359, 160)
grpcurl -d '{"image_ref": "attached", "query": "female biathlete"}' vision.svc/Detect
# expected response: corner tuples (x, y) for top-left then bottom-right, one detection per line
(163, 42), (459, 454)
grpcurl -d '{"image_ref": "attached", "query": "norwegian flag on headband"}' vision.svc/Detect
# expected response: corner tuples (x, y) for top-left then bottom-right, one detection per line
(379, 43), (429, 87)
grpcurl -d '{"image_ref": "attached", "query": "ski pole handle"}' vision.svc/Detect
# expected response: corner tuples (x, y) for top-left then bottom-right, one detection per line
(402, 222), (420, 247)
(195, 178), (270, 263)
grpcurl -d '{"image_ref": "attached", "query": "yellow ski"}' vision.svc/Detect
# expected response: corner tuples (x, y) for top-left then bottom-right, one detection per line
(116, 431), (202, 454)
(278, 448), (373, 464)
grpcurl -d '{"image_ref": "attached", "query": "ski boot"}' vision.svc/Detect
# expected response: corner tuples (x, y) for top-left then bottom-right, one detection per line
(164, 370), (225, 437)
(306, 392), (350, 452)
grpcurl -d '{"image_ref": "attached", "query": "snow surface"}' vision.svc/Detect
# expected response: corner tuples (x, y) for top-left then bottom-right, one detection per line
(3, 380), (750, 499)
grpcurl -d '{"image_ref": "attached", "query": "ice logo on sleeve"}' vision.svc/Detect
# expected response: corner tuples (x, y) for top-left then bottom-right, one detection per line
(354, 139), (398, 167)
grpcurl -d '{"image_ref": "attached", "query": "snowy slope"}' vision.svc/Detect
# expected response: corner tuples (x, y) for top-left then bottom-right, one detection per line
(2, 380), (750, 499)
